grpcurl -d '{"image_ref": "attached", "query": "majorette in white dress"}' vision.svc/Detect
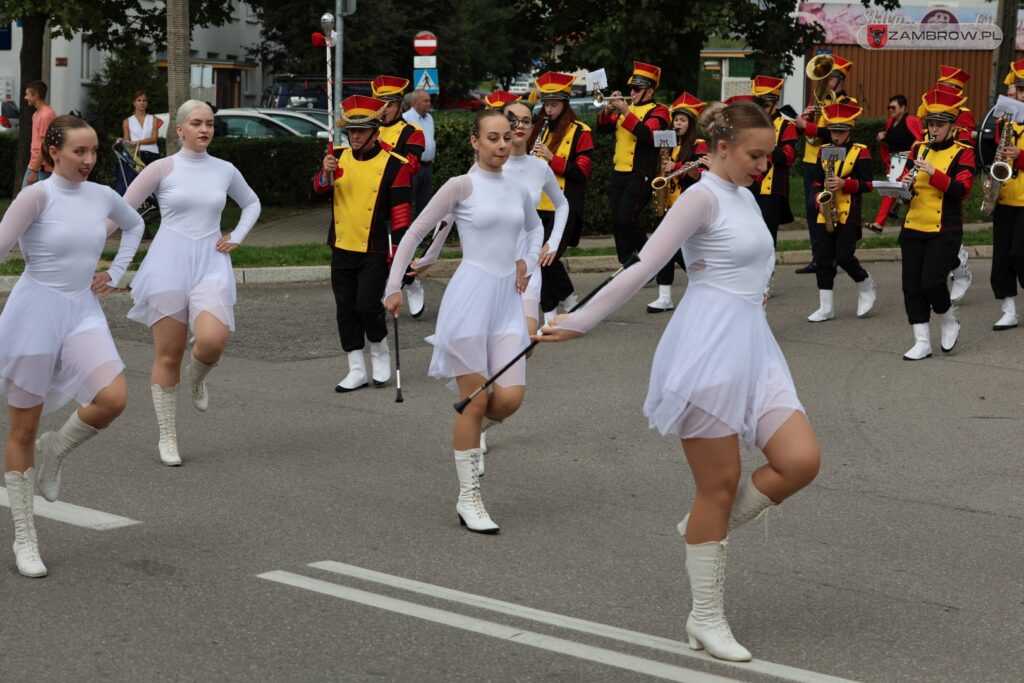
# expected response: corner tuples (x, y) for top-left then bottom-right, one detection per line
(0, 175), (144, 413)
(386, 169), (543, 387)
(119, 148), (260, 331)
(559, 171), (804, 448)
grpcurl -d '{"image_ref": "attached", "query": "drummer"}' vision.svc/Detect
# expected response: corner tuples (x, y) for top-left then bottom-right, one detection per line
(866, 94), (923, 234)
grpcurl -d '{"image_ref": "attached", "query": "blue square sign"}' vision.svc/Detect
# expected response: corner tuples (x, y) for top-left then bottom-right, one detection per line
(412, 68), (439, 94)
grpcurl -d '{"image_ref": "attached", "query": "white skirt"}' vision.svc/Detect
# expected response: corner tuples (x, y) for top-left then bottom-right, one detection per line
(0, 276), (123, 414)
(645, 282), (804, 449)
(129, 228), (236, 331)
(426, 262), (529, 388)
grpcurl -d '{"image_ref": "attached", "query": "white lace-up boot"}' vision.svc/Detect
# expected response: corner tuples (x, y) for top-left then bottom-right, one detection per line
(903, 323), (932, 361)
(938, 305), (960, 353)
(949, 247), (972, 302)
(993, 297), (1018, 331)
(676, 474), (776, 540)
(405, 278), (425, 318)
(685, 540), (751, 662)
(369, 339), (392, 386)
(453, 449), (498, 533)
(186, 355), (215, 411)
(336, 350), (368, 392)
(36, 411), (99, 502)
(151, 384), (182, 466)
(542, 309), (558, 327)
(562, 292), (578, 312)
(646, 285), (674, 313)
(807, 290), (835, 322)
(856, 275), (877, 317)
(5, 469), (47, 577)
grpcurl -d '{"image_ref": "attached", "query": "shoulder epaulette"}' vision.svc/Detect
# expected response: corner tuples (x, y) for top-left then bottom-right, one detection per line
(574, 120), (592, 133)
(953, 141), (973, 151)
(850, 143), (868, 152)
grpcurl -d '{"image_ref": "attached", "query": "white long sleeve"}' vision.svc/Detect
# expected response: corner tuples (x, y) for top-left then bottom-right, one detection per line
(116, 148), (261, 243)
(540, 164), (569, 252)
(410, 214), (456, 269)
(559, 171), (774, 334)
(0, 175), (144, 293)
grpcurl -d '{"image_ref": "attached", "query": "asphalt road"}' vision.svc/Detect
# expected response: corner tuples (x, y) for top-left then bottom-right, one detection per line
(1, 260), (1021, 682)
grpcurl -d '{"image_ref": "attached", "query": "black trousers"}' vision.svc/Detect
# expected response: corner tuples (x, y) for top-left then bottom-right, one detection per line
(609, 170), (652, 264)
(815, 220), (868, 290)
(991, 204), (1024, 299)
(331, 247), (389, 351)
(537, 211), (575, 311)
(802, 162), (823, 261)
(656, 249), (687, 286)
(411, 162), (434, 217)
(755, 193), (788, 246)
(898, 228), (962, 324)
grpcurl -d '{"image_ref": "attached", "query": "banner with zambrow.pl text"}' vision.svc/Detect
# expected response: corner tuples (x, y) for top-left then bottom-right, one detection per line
(798, 3), (1017, 50)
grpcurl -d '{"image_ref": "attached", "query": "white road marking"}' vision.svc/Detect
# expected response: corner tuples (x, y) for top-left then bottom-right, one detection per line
(310, 560), (860, 683)
(0, 488), (141, 530)
(258, 570), (739, 683)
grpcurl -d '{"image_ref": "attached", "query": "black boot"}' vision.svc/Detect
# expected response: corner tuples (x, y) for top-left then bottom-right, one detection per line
(794, 261), (817, 274)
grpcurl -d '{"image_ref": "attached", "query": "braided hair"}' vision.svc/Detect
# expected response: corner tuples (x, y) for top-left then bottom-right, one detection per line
(41, 115), (93, 168)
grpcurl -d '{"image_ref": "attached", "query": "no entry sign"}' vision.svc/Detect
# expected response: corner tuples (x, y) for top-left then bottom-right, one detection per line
(414, 31), (437, 56)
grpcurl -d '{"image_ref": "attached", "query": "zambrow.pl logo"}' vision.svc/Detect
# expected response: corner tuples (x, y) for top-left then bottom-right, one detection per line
(857, 23), (1002, 50)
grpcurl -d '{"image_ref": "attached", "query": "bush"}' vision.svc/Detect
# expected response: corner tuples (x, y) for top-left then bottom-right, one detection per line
(205, 136), (325, 205)
(87, 44), (168, 140)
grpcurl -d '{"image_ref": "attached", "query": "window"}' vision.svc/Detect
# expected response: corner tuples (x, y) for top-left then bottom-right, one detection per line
(264, 113), (322, 136)
(219, 115), (291, 137)
(727, 58), (755, 79)
(191, 64), (214, 88)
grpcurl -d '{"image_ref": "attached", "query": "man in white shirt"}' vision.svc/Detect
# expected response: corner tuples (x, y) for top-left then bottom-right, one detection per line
(402, 89), (435, 215)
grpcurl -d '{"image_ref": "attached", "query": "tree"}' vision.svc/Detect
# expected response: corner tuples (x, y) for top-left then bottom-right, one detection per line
(166, 0), (190, 155)
(87, 43), (168, 138)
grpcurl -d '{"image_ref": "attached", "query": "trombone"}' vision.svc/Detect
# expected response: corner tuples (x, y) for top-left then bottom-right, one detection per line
(593, 91), (633, 108)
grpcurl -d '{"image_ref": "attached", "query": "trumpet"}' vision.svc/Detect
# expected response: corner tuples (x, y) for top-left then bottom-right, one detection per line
(593, 91), (633, 108)
(651, 159), (706, 190)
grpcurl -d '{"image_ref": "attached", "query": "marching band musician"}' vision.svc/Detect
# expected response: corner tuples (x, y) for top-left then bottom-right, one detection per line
(927, 66), (976, 144)
(750, 76), (797, 246)
(898, 88), (975, 361)
(596, 61), (671, 264)
(372, 75), (429, 318)
(805, 102), (876, 322)
(531, 71), (594, 321)
(988, 61), (1024, 332)
(483, 90), (521, 110)
(866, 95), (923, 234)
(314, 95), (413, 391)
(793, 55), (854, 274)
(648, 92), (710, 313)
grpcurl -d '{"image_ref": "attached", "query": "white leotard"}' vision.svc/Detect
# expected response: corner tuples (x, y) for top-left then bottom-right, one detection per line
(0, 175), (145, 292)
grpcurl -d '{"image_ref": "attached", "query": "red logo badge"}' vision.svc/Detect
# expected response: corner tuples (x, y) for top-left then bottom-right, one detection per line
(866, 24), (889, 49)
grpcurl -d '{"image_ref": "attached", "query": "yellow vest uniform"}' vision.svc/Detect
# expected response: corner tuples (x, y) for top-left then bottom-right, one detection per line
(613, 103), (658, 172)
(905, 141), (971, 233)
(332, 148), (407, 252)
(378, 119), (420, 149)
(997, 120), (1024, 207)
(816, 143), (866, 225)
(539, 121), (591, 211)
(803, 93), (838, 164)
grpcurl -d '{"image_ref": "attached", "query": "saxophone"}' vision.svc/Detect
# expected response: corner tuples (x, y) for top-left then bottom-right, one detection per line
(815, 152), (840, 233)
(981, 119), (1015, 216)
(652, 145), (671, 216)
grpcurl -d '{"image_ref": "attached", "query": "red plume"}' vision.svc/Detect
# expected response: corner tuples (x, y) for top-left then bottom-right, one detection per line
(311, 32), (327, 47)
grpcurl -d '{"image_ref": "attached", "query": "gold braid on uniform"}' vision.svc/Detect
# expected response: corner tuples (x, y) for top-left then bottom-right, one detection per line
(337, 102), (390, 127)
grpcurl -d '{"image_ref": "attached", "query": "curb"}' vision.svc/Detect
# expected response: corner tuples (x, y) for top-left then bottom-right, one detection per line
(0, 246), (997, 294)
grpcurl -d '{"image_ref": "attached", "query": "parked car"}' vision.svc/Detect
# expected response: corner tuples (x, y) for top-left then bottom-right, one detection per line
(532, 97), (603, 117)
(262, 74), (373, 109)
(153, 109), (305, 139)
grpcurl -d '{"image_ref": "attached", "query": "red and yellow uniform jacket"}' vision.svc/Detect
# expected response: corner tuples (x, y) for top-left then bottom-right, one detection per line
(597, 101), (671, 175)
(666, 138), (709, 208)
(754, 111), (797, 197)
(378, 118), (425, 176)
(811, 142), (872, 227)
(313, 141), (413, 255)
(900, 138), (975, 233)
(995, 119), (1024, 207)
(538, 120), (594, 247)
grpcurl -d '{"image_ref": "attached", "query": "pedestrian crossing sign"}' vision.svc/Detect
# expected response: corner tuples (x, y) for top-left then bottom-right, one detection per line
(413, 68), (439, 94)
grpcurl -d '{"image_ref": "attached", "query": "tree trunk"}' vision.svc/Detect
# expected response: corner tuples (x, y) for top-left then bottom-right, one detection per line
(166, 0), (191, 155)
(15, 15), (47, 197)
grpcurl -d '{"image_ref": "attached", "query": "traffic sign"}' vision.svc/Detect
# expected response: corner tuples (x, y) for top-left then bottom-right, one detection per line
(413, 68), (439, 94)
(413, 55), (436, 69)
(414, 31), (437, 56)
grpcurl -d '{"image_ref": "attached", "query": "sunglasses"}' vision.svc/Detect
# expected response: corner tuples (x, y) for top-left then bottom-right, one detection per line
(506, 115), (532, 129)
(887, 105), (898, 110)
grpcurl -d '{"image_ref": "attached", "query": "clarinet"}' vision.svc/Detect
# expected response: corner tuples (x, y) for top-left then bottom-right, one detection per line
(900, 139), (935, 205)
(532, 118), (550, 158)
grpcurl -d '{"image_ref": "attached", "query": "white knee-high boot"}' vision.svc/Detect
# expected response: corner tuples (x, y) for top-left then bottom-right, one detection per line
(453, 449), (498, 533)
(807, 290), (835, 322)
(5, 469), (47, 577)
(677, 473), (776, 539)
(685, 540), (751, 662)
(994, 297), (1018, 331)
(36, 411), (99, 502)
(151, 384), (182, 466)
(187, 355), (215, 411)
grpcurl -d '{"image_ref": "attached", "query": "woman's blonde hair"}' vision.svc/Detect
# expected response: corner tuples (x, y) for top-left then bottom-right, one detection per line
(175, 99), (213, 125)
(698, 100), (772, 146)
